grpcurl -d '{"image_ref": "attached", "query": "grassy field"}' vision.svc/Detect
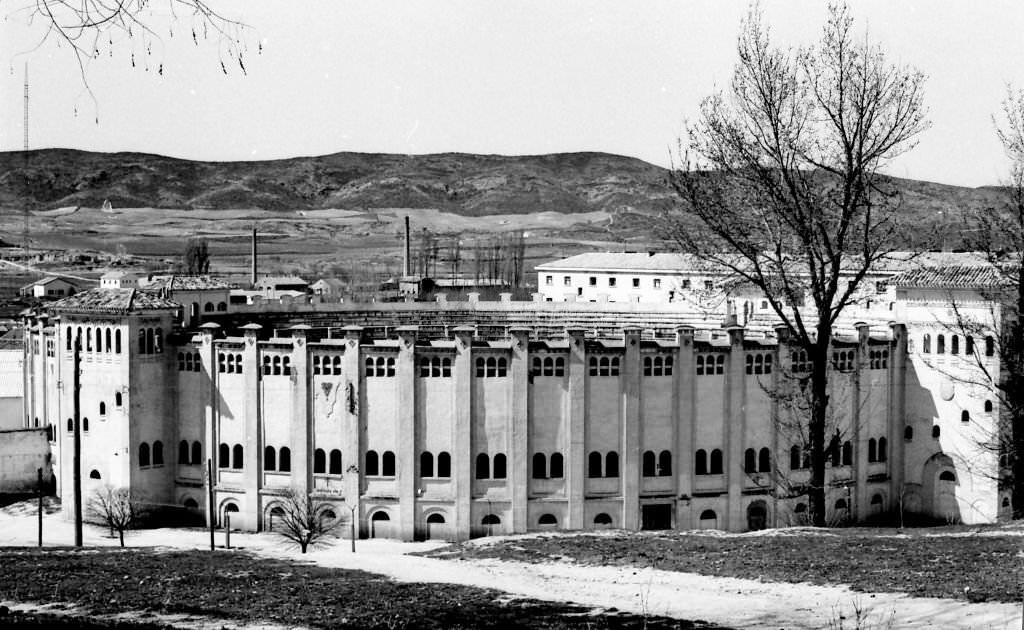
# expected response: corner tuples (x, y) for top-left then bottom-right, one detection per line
(0, 547), (730, 630)
(425, 528), (1024, 604)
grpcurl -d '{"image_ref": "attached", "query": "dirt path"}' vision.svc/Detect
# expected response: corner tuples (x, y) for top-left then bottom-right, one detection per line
(0, 507), (1019, 630)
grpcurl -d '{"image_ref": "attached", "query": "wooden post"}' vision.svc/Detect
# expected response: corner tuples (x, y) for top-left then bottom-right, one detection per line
(225, 514), (231, 549)
(72, 331), (83, 547)
(36, 467), (43, 547)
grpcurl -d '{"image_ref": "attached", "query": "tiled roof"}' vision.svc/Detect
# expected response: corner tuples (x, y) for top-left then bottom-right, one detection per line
(255, 275), (308, 287)
(144, 275), (237, 291)
(50, 288), (181, 314)
(535, 252), (719, 273)
(889, 265), (1010, 289)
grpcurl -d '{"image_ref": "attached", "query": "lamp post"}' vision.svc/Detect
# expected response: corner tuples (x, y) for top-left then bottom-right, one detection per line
(345, 464), (359, 552)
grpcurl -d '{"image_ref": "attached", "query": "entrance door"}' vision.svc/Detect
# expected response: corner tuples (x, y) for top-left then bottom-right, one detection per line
(641, 504), (672, 530)
(746, 501), (767, 531)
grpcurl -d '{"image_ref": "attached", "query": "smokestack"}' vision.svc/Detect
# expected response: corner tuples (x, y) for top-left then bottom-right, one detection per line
(251, 226), (258, 288)
(403, 216), (411, 278)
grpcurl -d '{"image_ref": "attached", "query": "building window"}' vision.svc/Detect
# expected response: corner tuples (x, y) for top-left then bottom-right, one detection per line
(966, 336), (975, 355)
(191, 441), (202, 465)
(231, 444), (243, 469)
(932, 425), (941, 438)
(744, 448), (757, 474)
(695, 449), (708, 475)
(139, 442), (151, 467)
(653, 278), (661, 289)
(381, 451), (396, 476)
(328, 449), (341, 475)
(437, 452), (451, 477)
(421, 451), (435, 478)
(937, 334), (946, 354)
(545, 275), (553, 286)
(632, 278), (640, 288)
(365, 450), (380, 476)
(550, 452), (564, 478)
(759, 447), (771, 472)
(605, 451), (619, 477)
(178, 441), (190, 465)
(904, 426), (914, 441)
(152, 442), (164, 467)
(608, 277), (616, 287)
(642, 450), (657, 477)
(985, 400), (993, 413)
(985, 336), (996, 357)
(841, 442), (852, 466)
(868, 438), (877, 462)
(589, 277), (597, 286)
(264, 446), (277, 471)
(532, 453), (546, 479)
(878, 437), (887, 462)
(588, 451), (602, 478)
(563, 276), (571, 286)
(538, 513), (557, 526)
(951, 335), (960, 355)
(961, 410), (970, 423)
(493, 453), (507, 479)
(218, 443), (229, 468)
(314, 449), (327, 474)
(279, 447), (291, 472)
(476, 453), (490, 479)
(704, 280), (713, 290)
(922, 334), (931, 354)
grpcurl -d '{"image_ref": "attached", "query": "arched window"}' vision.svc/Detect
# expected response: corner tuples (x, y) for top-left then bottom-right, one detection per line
(442, 357), (452, 377)
(594, 513), (613, 526)
(217, 302), (228, 312)
(951, 335), (959, 355)
(272, 356), (281, 375)
(699, 509), (717, 523)
(332, 356), (342, 374)
(361, 450), (378, 475)
(961, 410), (970, 423)
(659, 450), (672, 476)
(151, 440), (163, 465)
(437, 452), (451, 477)
(115, 392), (122, 407)
(262, 356), (272, 375)
(204, 302), (215, 312)
(493, 453), (507, 478)
(985, 336), (996, 357)
(86, 327), (93, 352)
(476, 453), (490, 479)
(481, 514), (501, 525)
(922, 334), (931, 354)
(642, 450), (657, 477)
(867, 438), (877, 463)
(939, 470), (956, 482)
(871, 493), (884, 507)
(543, 357), (554, 376)
(232, 444), (243, 469)
(365, 357), (374, 377)
(99, 402), (106, 416)
(588, 451), (602, 478)
(904, 426), (914, 441)
(966, 335), (975, 355)
(114, 330), (121, 354)
(314, 448), (327, 474)
(932, 425), (941, 438)
(426, 513), (445, 524)
(985, 400), (994, 413)
(696, 449), (708, 475)
(421, 451), (435, 478)
(191, 441), (202, 465)
(937, 334), (945, 354)
(66, 418), (73, 433)
(382, 451), (396, 476)
(82, 417), (89, 432)
(219, 443), (229, 468)
(139, 442), (151, 467)
(695, 355), (705, 376)
(497, 357), (508, 377)
(835, 499), (848, 511)
(599, 356), (609, 377)
(476, 357), (486, 377)
(532, 453), (547, 479)
(264, 446), (277, 471)
(550, 452), (564, 478)
(715, 355), (725, 374)
(538, 513), (557, 526)
(709, 449), (723, 474)
(95, 328), (102, 352)
(276, 447), (290, 472)
(841, 442), (852, 466)
(146, 328), (155, 355)
(328, 449), (341, 475)
(758, 447), (771, 472)
(282, 356), (291, 375)
(605, 451), (619, 477)
(486, 357), (497, 377)
(386, 357), (395, 377)
(89, 469), (101, 479)
(744, 448), (757, 473)
(66, 327), (72, 351)
(178, 440), (190, 464)
(431, 356), (441, 377)
(878, 437), (887, 462)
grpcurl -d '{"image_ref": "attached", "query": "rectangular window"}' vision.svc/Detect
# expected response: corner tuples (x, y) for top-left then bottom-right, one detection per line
(563, 276), (571, 286)
(682, 279), (691, 289)
(653, 278), (661, 289)
(545, 275), (553, 286)
(608, 277), (616, 287)
(589, 277), (597, 286)
(704, 280), (714, 290)
(632, 278), (640, 288)
(875, 281), (888, 294)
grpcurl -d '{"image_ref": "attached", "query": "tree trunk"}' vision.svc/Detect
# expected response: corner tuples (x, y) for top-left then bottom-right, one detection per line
(118, 529), (124, 547)
(809, 337), (831, 527)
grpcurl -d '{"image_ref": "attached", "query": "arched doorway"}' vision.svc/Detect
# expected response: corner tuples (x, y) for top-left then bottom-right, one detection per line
(698, 509), (718, 530)
(481, 513), (501, 537)
(425, 512), (448, 540)
(370, 510), (392, 538)
(746, 501), (768, 531)
(222, 502), (239, 528)
(936, 470), (958, 522)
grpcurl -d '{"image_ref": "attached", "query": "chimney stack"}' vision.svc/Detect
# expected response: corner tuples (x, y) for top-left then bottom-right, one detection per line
(251, 226), (258, 288)
(403, 216), (411, 278)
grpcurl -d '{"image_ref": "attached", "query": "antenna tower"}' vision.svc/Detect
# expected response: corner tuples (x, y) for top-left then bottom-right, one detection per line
(22, 63), (29, 252)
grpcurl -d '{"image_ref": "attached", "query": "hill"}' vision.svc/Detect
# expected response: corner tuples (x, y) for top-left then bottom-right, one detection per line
(0, 149), (678, 216)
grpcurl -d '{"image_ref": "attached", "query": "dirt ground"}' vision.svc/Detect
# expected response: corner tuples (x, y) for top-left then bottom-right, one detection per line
(0, 503), (1020, 629)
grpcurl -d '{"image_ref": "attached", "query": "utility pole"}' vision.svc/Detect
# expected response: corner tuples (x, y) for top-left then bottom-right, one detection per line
(207, 459), (215, 551)
(37, 467), (43, 547)
(72, 331), (83, 547)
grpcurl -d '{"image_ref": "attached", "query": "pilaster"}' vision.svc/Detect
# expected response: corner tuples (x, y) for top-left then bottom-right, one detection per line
(675, 325), (695, 528)
(565, 327), (586, 529)
(772, 324), (789, 528)
(509, 327), (531, 534)
(452, 326), (474, 540)
(888, 322), (907, 500)
(725, 323), (746, 531)
(395, 325), (418, 541)
(341, 325), (364, 536)
(199, 322), (220, 528)
(854, 323), (871, 519)
(289, 325), (311, 496)
(621, 327), (642, 530)
(241, 323), (262, 530)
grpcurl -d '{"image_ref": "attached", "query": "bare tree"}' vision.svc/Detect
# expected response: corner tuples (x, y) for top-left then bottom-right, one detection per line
(271, 489), (342, 554)
(669, 3), (929, 526)
(183, 236), (211, 274)
(87, 485), (142, 547)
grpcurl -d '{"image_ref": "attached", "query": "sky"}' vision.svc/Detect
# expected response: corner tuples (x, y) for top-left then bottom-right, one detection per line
(1, 0), (1023, 187)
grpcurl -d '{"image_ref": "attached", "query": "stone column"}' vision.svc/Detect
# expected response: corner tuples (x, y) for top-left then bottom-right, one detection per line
(199, 322), (220, 528)
(341, 326), (364, 537)
(675, 325), (695, 528)
(725, 323), (746, 531)
(565, 327), (587, 529)
(452, 326), (474, 540)
(289, 325), (311, 496)
(395, 325), (418, 541)
(241, 323), (262, 530)
(621, 327), (642, 530)
(509, 326), (531, 534)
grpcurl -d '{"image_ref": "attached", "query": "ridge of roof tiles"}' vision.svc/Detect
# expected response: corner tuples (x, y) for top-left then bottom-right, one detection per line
(889, 265), (1010, 289)
(144, 275), (237, 291)
(50, 288), (181, 313)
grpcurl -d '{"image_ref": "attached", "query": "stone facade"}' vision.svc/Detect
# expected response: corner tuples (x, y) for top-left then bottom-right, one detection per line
(21, 281), (1006, 539)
